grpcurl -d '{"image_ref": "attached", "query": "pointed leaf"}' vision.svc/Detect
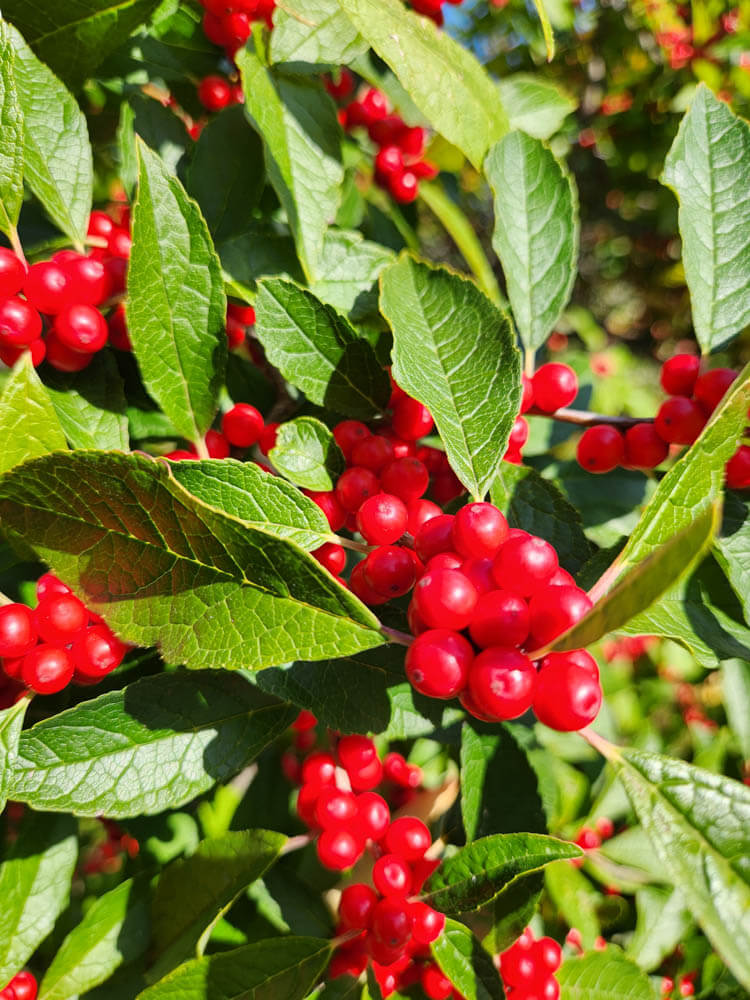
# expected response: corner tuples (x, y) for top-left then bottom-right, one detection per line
(0, 695), (29, 813)
(38, 877), (151, 1000)
(380, 255), (522, 500)
(150, 830), (287, 981)
(0, 355), (67, 476)
(0, 22), (24, 235)
(486, 131), (578, 354)
(0, 452), (384, 671)
(431, 919), (506, 1000)
(43, 352), (129, 451)
(423, 833), (582, 914)
(556, 948), (656, 1000)
(0, 811), (78, 986)
(271, 0), (367, 65)
(499, 74), (576, 140)
(7, 23), (92, 247)
(270, 416), (345, 491)
(255, 278), (390, 419)
(127, 139), (227, 445)
(136, 937), (333, 1000)
(310, 229), (394, 321)
(336, 0), (508, 169)
(236, 49), (343, 281)
(8, 672), (296, 817)
(661, 85), (750, 353)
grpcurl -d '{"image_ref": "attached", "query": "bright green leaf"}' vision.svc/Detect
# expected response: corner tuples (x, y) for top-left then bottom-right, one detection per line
(499, 74), (576, 141)
(255, 278), (390, 419)
(431, 919), (506, 1000)
(556, 947), (656, 1000)
(531, 0), (556, 60)
(381, 254), (522, 501)
(128, 139), (227, 446)
(715, 489), (750, 622)
(544, 860), (601, 950)
(270, 416), (345, 491)
(486, 131), (578, 355)
(118, 95), (189, 196)
(310, 229), (394, 321)
(8, 671), (296, 817)
(0, 451), (384, 671)
(721, 659), (750, 760)
(271, 0), (367, 66)
(0, 355), (67, 476)
(626, 886), (693, 972)
(0, 22), (24, 235)
(43, 352), (129, 451)
(662, 85), (750, 354)
(0, 695), (29, 814)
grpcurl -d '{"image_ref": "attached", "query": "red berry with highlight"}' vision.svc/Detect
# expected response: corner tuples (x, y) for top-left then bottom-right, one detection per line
(363, 546), (416, 597)
(383, 816), (431, 860)
(655, 397), (706, 445)
(72, 625), (127, 679)
(317, 828), (364, 870)
(335, 467), (380, 512)
(693, 368), (737, 414)
(392, 396), (433, 439)
(576, 425), (625, 474)
(21, 645), (75, 694)
(373, 853), (412, 896)
(413, 568), (478, 631)
(222, 403), (264, 447)
(660, 353), (700, 396)
(527, 585), (593, 648)
(469, 589), (530, 648)
(339, 883), (378, 929)
(624, 422), (669, 468)
(0, 604), (37, 658)
(467, 647), (537, 721)
(356, 493), (408, 545)
(532, 363), (578, 412)
(452, 502), (508, 559)
(492, 535), (558, 596)
(533, 660), (602, 731)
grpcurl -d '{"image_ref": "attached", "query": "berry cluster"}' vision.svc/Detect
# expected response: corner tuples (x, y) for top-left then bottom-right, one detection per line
(163, 400), (270, 462)
(81, 819), (140, 876)
(496, 927), (562, 1000)
(660, 973), (697, 997)
(196, 74), (245, 113)
(504, 362), (579, 466)
(198, 0), (275, 59)
(572, 815), (615, 865)
(0, 972), (37, 1000)
(0, 574), (128, 696)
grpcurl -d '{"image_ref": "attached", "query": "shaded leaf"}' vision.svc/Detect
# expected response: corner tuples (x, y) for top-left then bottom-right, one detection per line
(431, 919), (505, 1000)
(626, 886), (693, 972)
(481, 871), (544, 956)
(721, 659), (750, 760)
(0, 695), (29, 814)
(43, 351), (129, 451)
(0, 355), (67, 476)
(715, 488), (750, 622)
(544, 860), (601, 950)
(0, 22), (24, 235)
(270, 416), (345, 491)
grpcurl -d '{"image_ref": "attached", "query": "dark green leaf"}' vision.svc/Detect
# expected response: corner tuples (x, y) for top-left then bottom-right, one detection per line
(255, 278), (390, 419)
(0, 355), (67, 476)
(662, 85), (750, 354)
(498, 74), (576, 140)
(715, 489), (750, 621)
(128, 139), (227, 446)
(8, 672), (296, 817)
(186, 106), (265, 243)
(38, 877), (151, 1000)
(337, 0), (508, 169)
(431, 919), (505, 1000)
(490, 463), (593, 574)
(481, 872), (544, 955)
(270, 416), (345, 491)
(118, 96), (189, 196)
(460, 722), (546, 841)
(8, 22), (92, 247)
(149, 829), (287, 981)
(0, 695), (29, 813)
(271, 0), (367, 66)
(486, 131), (578, 354)
(0, 22), (24, 235)
(236, 50), (343, 281)
(626, 886), (693, 972)
(0, 811), (77, 985)
(310, 230), (394, 321)
(218, 224), (305, 289)
(544, 860), (601, 949)
(721, 659), (750, 760)
(0, 451), (385, 671)
(556, 948), (656, 1000)
(381, 255), (522, 500)
(423, 833), (582, 914)
(169, 458), (333, 550)
(136, 937), (333, 1000)
(43, 352), (129, 451)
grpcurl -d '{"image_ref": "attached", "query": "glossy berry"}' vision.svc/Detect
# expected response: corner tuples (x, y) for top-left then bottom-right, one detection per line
(533, 660), (602, 731)
(467, 647), (537, 721)
(410, 901), (445, 944)
(469, 589), (530, 648)
(383, 816), (431, 860)
(349, 561), (389, 607)
(347, 754), (383, 791)
(314, 786), (358, 828)
(355, 791), (390, 839)
(356, 493), (408, 545)
(339, 883), (378, 929)
(23, 261), (73, 314)
(64, 255), (109, 307)
(0, 336), (46, 369)
(462, 557), (495, 595)
(317, 828), (364, 870)
(337, 733), (377, 772)
(726, 445), (750, 490)
(533, 936), (563, 972)
(54, 304), (108, 353)
(452, 502), (509, 559)
(380, 457), (430, 502)
(407, 498), (441, 537)
(389, 169), (419, 203)
(33, 594), (89, 644)
(414, 514), (455, 562)
(0, 296), (43, 347)
(654, 397), (706, 445)
(36, 574), (71, 602)
(383, 751), (421, 788)
(375, 145), (404, 178)
(624, 422), (669, 468)
(693, 367), (737, 414)
(532, 363), (578, 412)
(539, 649), (599, 680)
(391, 396), (433, 440)
(0, 249), (25, 297)
(373, 853), (412, 896)
(258, 422), (279, 455)
(413, 568), (478, 631)
(660, 353), (700, 396)
(0, 604), (37, 658)
(7, 972), (37, 1000)
(21, 645), (75, 694)
(222, 403), (264, 448)
(198, 75), (232, 111)
(351, 435), (395, 473)
(335, 466), (380, 512)
(313, 542), (346, 576)
(425, 552), (463, 572)
(306, 490), (346, 531)
(492, 535), (558, 597)
(333, 420), (371, 458)
(205, 430), (230, 458)
(363, 546), (416, 597)
(372, 896), (413, 948)
(301, 751), (336, 787)
(527, 585), (593, 648)
(576, 425), (625, 474)
(45, 333), (94, 372)
(71, 625), (127, 679)
(421, 963), (453, 1000)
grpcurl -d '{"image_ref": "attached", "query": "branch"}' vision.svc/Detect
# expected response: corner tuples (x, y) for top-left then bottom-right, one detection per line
(531, 406), (652, 429)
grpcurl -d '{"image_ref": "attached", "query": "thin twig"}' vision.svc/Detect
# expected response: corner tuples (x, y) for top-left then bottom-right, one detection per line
(382, 626), (413, 647)
(531, 406), (651, 429)
(335, 536), (372, 554)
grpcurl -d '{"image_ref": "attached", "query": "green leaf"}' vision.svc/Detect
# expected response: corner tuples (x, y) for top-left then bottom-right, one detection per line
(626, 886), (693, 972)
(1, 0), (162, 86)
(715, 489), (750, 622)
(7, 22), (93, 247)
(721, 659), (750, 760)
(336, 0), (508, 169)
(236, 49), (343, 282)
(485, 131), (578, 355)
(556, 948), (656, 1000)
(380, 255), (522, 500)
(8, 671), (296, 817)
(136, 937), (333, 1000)
(499, 74), (576, 141)
(460, 722), (546, 841)
(218, 224), (305, 289)
(481, 872), (544, 955)
(270, 416), (345, 491)
(545, 501), (718, 655)
(490, 463), (593, 574)
(168, 458), (333, 550)
(423, 833), (582, 914)
(0, 22), (25, 235)
(544, 860), (601, 950)
(531, 0), (555, 60)
(128, 139), (227, 446)
(255, 278), (390, 419)
(118, 95), (189, 196)
(431, 919), (506, 1000)
(149, 829), (287, 981)
(0, 695), (29, 814)
(310, 229), (394, 321)
(43, 352), (129, 451)
(661, 84), (750, 354)
(271, 0), (367, 66)
(0, 355), (67, 476)
(602, 742), (750, 989)
(38, 877), (151, 1000)
(0, 451), (384, 671)
(186, 106), (265, 244)
(0, 811), (78, 986)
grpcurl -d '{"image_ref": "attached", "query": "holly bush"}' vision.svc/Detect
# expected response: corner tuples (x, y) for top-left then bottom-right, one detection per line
(0, 1), (749, 999)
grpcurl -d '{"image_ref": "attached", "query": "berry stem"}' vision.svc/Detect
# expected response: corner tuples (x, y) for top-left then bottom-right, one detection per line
(586, 559), (623, 605)
(85, 235), (109, 249)
(382, 626), (414, 647)
(334, 536), (373, 554)
(580, 726), (621, 760)
(194, 437), (211, 461)
(8, 225), (26, 269)
(524, 350), (535, 379)
(280, 832), (314, 855)
(532, 406), (652, 429)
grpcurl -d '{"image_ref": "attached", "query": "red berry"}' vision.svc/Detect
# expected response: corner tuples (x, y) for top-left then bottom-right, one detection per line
(405, 628), (472, 698)
(373, 853), (412, 896)
(469, 589), (530, 648)
(54, 304), (108, 353)
(23, 261), (75, 314)
(414, 514), (455, 562)
(527, 585), (593, 648)
(576, 425), (625, 474)
(461, 557), (495, 595)
(452, 502), (508, 559)
(45, 333), (93, 372)
(88, 210), (115, 238)
(348, 754), (383, 791)
(361, 87), (389, 121)
(205, 429), (230, 458)
(355, 790), (390, 839)
(660, 353), (700, 396)
(0, 249), (25, 297)
(624, 422), (669, 468)
(407, 498), (441, 537)
(106, 228), (132, 259)
(227, 302), (256, 326)
(0, 296), (42, 347)
(8, 972), (37, 1000)
(693, 367), (737, 414)
(375, 145), (404, 178)
(372, 896), (413, 948)
(337, 734), (377, 771)
(306, 490), (346, 531)
(295, 782), (320, 825)
(325, 68), (354, 100)
(383, 816), (431, 860)
(492, 535), (558, 596)
(467, 647), (536, 721)
(508, 415), (529, 452)
(363, 545), (416, 597)
(534, 936), (563, 972)
(654, 397), (706, 445)
(421, 963), (453, 1000)
(314, 786), (358, 828)
(258, 422), (279, 455)
(333, 420), (371, 458)
(198, 75), (232, 111)
(533, 661), (602, 731)
(539, 649), (598, 680)
(520, 374), (535, 413)
(317, 828), (364, 870)
(0, 605), (37, 658)
(424, 552), (463, 573)
(21, 645), (75, 694)
(727, 445), (750, 490)
(222, 403), (264, 448)
(351, 435), (395, 473)
(357, 493), (408, 545)
(383, 751), (421, 788)
(413, 568), (478, 631)
(392, 396), (433, 439)
(349, 561), (389, 606)
(381, 457), (430, 502)
(63, 255), (110, 307)
(389, 169), (419, 203)
(221, 10), (251, 45)
(339, 883), (378, 929)
(313, 542), (346, 576)
(532, 363), (578, 412)
(335, 467), (380, 512)
(410, 902), (445, 944)
(33, 594), (89, 644)
(71, 625), (127, 679)
(301, 751), (336, 787)
(291, 709), (317, 732)
(328, 941), (367, 980)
